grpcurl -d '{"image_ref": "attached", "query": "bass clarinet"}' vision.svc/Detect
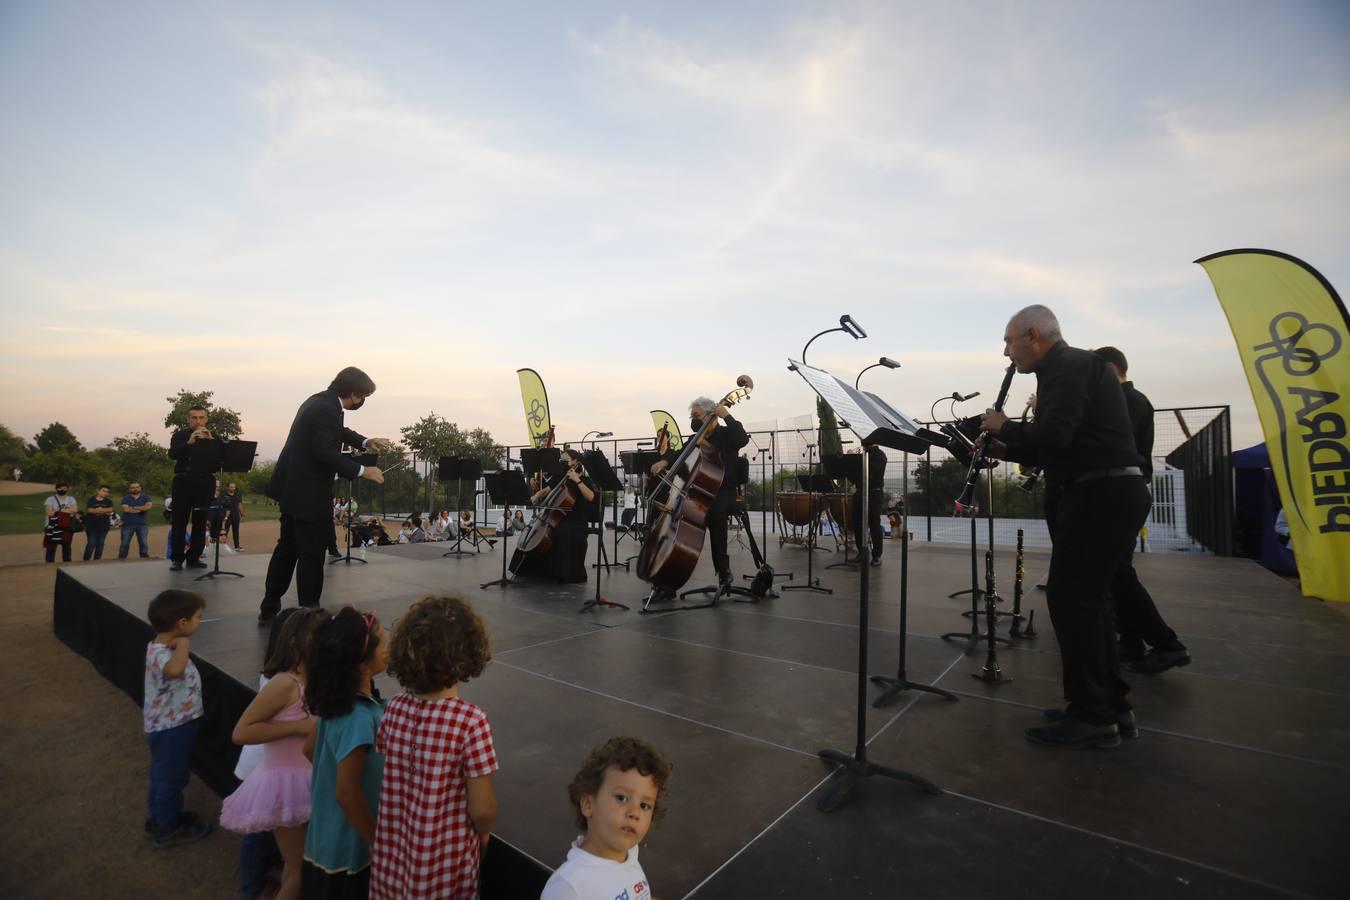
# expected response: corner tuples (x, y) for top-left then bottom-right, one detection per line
(954, 363), (1016, 512)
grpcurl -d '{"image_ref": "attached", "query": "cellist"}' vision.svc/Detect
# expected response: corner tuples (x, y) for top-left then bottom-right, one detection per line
(662, 397), (749, 591)
(516, 447), (599, 583)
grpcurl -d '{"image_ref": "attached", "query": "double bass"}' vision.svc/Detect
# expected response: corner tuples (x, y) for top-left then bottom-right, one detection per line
(637, 375), (754, 592)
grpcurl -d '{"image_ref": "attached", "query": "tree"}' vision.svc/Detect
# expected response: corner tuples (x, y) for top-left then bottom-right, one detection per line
(816, 398), (843, 459)
(399, 414), (502, 512)
(164, 389), (243, 440)
(0, 423), (26, 472)
(31, 422), (82, 454)
(100, 432), (174, 495)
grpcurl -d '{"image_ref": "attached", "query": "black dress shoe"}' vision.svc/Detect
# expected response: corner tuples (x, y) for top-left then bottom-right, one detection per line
(1118, 643), (1147, 664)
(186, 559), (208, 569)
(1025, 717), (1121, 748)
(1125, 647), (1191, 674)
(169, 561), (183, 571)
(1044, 707), (1139, 739)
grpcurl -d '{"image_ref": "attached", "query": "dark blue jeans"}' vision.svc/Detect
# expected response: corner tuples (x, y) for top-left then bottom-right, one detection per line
(146, 720), (197, 836)
(120, 523), (150, 558)
(240, 830), (281, 899)
(83, 529), (109, 560)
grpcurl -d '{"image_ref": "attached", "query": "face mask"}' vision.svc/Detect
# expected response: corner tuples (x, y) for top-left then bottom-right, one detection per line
(349, 396), (366, 410)
(690, 417), (703, 432)
(57, 489), (67, 494)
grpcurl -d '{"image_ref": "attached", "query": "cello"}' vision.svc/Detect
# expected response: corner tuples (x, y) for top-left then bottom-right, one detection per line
(509, 450), (586, 577)
(637, 375), (754, 592)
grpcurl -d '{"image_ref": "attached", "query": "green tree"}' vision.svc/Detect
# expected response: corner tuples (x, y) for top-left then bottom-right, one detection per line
(399, 414), (502, 512)
(0, 423), (26, 472)
(31, 422), (82, 454)
(164, 389), (243, 440)
(816, 398), (843, 459)
(99, 432), (174, 496)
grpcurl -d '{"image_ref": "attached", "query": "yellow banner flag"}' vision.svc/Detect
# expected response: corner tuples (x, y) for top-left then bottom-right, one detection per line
(650, 410), (684, 451)
(1197, 249), (1350, 602)
(517, 368), (553, 449)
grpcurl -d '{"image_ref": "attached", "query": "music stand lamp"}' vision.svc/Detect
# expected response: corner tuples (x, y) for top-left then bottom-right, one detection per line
(579, 448), (630, 613)
(195, 439), (256, 581)
(789, 356), (940, 810)
(330, 450), (377, 566)
(479, 470), (533, 589)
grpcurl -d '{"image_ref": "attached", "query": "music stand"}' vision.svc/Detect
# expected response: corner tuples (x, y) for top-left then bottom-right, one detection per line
(782, 472), (835, 594)
(330, 450), (377, 566)
(789, 357), (940, 811)
(618, 450), (661, 561)
(439, 458), (485, 558)
(480, 471), (534, 589)
(520, 448), (562, 485)
(579, 449), (629, 613)
(823, 454), (862, 569)
(195, 439), (256, 581)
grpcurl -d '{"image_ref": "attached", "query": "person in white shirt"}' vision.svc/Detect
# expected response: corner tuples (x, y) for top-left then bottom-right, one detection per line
(541, 736), (671, 900)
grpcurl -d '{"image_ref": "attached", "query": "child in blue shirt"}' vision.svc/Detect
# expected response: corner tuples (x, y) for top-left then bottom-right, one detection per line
(301, 606), (387, 899)
(143, 588), (214, 848)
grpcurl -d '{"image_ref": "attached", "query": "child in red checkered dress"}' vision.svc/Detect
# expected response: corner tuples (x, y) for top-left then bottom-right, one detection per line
(370, 596), (498, 900)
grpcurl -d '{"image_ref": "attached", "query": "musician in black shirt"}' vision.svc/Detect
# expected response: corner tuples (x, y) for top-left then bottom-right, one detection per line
(849, 445), (888, 565)
(981, 305), (1151, 748)
(1093, 347), (1190, 673)
(518, 448), (600, 583)
(689, 396), (750, 590)
(167, 405), (215, 570)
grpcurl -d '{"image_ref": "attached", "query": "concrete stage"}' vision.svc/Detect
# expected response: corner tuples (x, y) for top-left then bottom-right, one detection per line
(53, 533), (1350, 899)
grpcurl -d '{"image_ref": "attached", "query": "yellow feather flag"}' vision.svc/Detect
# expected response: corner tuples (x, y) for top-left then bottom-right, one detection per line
(1197, 249), (1350, 602)
(650, 410), (684, 451)
(517, 368), (553, 449)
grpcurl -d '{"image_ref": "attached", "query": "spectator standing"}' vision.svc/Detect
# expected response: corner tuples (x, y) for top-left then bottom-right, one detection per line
(43, 481), (79, 563)
(84, 484), (115, 560)
(120, 482), (154, 559)
(222, 481), (245, 550)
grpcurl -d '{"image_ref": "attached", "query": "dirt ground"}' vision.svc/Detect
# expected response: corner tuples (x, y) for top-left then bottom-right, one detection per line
(0, 527), (288, 898)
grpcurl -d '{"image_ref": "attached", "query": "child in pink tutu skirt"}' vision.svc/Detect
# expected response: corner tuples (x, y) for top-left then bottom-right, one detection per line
(222, 608), (327, 900)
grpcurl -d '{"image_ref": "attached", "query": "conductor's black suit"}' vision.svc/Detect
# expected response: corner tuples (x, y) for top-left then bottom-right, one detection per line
(259, 389), (368, 618)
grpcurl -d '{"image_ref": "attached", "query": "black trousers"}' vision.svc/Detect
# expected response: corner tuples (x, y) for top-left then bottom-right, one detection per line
(707, 489), (737, 579)
(1114, 548), (1183, 652)
(227, 510), (241, 547)
(1045, 475), (1151, 724)
(169, 473), (214, 563)
(850, 490), (885, 560)
(260, 513), (329, 617)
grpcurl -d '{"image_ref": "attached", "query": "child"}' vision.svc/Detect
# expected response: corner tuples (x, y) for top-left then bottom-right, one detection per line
(541, 737), (672, 900)
(143, 588), (214, 848)
(233, 608), (300, 900)
(222, 608), (327, 900)
(371, 596), (498, 900)
(301, 606), (387, 899)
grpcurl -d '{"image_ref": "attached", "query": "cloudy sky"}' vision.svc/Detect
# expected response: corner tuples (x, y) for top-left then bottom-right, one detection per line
(2, 1), (1347, 459)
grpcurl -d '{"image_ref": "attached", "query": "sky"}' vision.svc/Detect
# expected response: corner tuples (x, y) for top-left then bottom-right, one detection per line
(2, 1), (1348, 460)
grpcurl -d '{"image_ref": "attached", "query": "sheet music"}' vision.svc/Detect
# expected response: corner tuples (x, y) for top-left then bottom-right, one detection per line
(788, 360), (884, 440)
(863, 391), (922, 435)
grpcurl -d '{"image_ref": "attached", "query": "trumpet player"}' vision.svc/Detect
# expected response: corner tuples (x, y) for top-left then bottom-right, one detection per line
(167, 405), (216, 570)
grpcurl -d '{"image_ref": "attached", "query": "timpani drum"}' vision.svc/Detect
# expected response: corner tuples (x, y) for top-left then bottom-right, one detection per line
(777, 492), (814, 527)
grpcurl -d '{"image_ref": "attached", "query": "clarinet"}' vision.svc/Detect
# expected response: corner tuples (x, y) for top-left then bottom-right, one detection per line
(954, 363), (1016, 512)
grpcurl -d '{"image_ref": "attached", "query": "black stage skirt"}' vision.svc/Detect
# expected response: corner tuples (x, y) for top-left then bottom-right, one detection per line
(516, 517), (589, 583)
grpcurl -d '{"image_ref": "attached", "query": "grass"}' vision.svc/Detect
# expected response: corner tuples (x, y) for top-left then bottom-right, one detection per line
(0, 492), (282, 535)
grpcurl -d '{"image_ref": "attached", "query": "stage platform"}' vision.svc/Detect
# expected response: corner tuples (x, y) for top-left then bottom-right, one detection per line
(53, 535), (1350, 899)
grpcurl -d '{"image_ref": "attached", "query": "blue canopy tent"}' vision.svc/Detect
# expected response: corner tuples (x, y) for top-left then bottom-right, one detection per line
(1232, 443), (1297, 575)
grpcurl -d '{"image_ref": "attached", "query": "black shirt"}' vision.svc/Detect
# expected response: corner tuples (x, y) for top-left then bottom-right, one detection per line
(700, 414), (749, 494)
(168, 428), (215, 475)
(1121, 381), (1155, 479)
(85, 496), (113, 532)
(998, 342), (1142, 480)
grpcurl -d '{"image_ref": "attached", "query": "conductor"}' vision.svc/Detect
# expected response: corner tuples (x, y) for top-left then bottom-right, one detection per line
(258, 367), (394, 625)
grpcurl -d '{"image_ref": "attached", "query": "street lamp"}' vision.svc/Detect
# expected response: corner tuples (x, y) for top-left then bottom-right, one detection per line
(855, 356), (901, 389)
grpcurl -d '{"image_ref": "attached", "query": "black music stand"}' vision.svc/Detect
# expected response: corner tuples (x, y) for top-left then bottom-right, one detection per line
(782, 473), (834, 594)
(195, 439), (256, 581)
(789, 357), (940, 811)
(618, 450), (661, 562)
(579, 449), (629, 613)
(480, 471), (533, 589)
(520, 448), (562, 486)
(440, 458), (484, 558)
(743, 441), (794, 586)
(330, 450), (377, 566)
(823, 453), (862, 570)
